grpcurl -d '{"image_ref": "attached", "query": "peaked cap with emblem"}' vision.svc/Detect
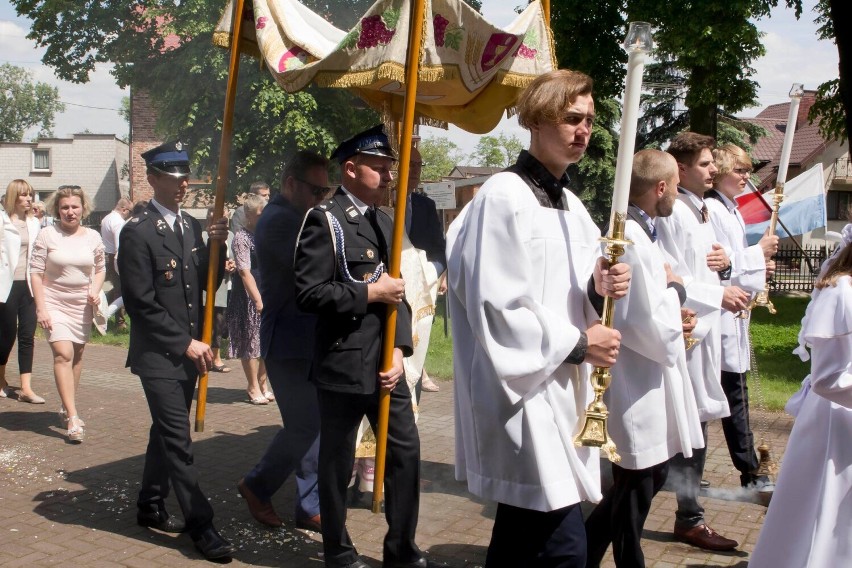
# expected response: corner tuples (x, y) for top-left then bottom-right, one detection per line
(142, 140), (191, 178)
(330, 124), (397, 164)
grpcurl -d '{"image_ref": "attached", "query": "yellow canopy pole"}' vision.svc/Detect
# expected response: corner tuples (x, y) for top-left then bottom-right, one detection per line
(372, 0), (426, 514)
(195, 0), (246, 432)
(542, 0), (550, 26)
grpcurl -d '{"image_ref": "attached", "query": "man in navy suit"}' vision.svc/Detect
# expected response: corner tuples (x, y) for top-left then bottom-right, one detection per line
(295, 125), (430, 568)
(119, 140), (233, 560)
(237, 150), (329, 532)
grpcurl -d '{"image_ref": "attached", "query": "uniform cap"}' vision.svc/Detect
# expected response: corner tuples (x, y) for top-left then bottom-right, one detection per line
(330, 125), (396, 164)
(142, 140), (191, 178)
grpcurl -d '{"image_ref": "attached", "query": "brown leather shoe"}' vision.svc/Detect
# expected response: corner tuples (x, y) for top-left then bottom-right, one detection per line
(295, 513), (321, 532)
(674, 524), (738, 551)
(237, 478), (282, 527)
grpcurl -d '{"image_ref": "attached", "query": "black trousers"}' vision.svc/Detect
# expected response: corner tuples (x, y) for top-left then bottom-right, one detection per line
(486, 502), (587, 568)
(720, 370), (760, 485)
(668, 422), (709, 530)
(138, 372), (214, 537)
(317, 382), (422, 567)
(0, 280), (36, 373)
(585, 462), (670, 568)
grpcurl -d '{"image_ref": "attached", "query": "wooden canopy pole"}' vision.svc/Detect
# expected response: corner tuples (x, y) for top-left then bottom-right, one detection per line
(372, 0), (427, 514)
(542, 0), (550, 26)
(195, 0), (246, 432)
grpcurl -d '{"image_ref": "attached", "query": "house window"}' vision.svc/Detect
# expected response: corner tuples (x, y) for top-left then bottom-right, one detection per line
(827, 190), (852, 221)
(32, 148), (51, 171)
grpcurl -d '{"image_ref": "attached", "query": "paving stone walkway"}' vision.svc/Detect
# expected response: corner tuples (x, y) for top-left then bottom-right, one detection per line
(0, 340), (793, 566)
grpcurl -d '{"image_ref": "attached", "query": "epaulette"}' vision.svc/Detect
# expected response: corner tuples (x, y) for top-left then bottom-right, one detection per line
(125, 210), (150, 227)
(315, 197), (337, 212)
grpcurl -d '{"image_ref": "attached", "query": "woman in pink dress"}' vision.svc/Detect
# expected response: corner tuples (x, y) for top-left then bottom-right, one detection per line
(30, 186), (105, 443)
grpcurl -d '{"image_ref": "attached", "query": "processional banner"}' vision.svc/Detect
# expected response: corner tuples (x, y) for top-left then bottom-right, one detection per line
(214, 0), (556, 133)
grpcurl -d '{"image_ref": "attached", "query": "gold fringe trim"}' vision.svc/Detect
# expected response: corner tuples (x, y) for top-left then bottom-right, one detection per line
(314, 61), (407, 89)
(415, 305), (435, 321)
(212, 31), (231, 49)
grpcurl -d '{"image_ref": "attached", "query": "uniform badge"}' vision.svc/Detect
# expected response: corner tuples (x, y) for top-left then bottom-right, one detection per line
(347, 207), (359, 219)
(131, 217), (139, 223)
(165, 271), (173, 281)
(170, 259), (177, 268)
(366, 249), (375, 259)
(175, 141), (183, 151)
(156, 219), (167, 231)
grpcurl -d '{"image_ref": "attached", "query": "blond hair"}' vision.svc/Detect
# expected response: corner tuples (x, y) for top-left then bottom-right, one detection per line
(4, 179), (35, 217)
(517, 69), (594, 129)
(47, 186), (92, 219)
(713, 144), (752, 177)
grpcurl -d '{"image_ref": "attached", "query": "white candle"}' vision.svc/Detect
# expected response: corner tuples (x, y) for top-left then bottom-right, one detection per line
(775, 83), (805, 187)
(608, 22), (653, 234)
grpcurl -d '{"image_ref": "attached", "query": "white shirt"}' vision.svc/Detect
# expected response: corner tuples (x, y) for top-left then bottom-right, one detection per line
(447, 171), (603, 511)
(605, 220), (704, 469)
(656, 197), (730, 422)
(706, 193), (766, 372)
(150, 198), (182, 231)
(100, 209), (128, 254)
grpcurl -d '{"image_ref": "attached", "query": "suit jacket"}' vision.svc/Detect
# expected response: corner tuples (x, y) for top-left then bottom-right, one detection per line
(408, 192), (446, 269)
(118, 202), (222, 379)
(294, 188), (413, 394)
(0, 212), (40, 299)
(256, 193), (317, 362)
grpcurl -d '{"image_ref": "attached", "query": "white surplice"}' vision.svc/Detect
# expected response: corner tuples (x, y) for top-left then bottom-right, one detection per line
(749, 275), (852, 568)
(655, 195), (730, 421)
(605, 220), (705, 469)
(706, 194), (766, 373)
(446, 172), (603, 511)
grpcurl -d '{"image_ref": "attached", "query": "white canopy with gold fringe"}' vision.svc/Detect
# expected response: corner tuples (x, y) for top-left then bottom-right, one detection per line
(213, 0), (556, 133)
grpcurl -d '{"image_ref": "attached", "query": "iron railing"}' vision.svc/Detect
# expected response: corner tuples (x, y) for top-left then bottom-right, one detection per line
(768, 244), (837, 293)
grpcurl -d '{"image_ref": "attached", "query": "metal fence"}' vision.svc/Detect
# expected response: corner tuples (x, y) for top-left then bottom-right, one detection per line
(769, 243), (837, 293)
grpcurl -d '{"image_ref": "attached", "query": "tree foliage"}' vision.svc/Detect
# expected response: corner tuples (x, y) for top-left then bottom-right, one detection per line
(0, 63), (64, 141)
(419, 136), (465, 181)
(808, 0), (851, 143)
(12, 0), (446, 199)
(471, 133), (524, 168)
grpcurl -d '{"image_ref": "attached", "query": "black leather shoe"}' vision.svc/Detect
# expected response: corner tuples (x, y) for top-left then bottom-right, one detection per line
(192, 526), (236, 560)
(136, 510), (186, 533)
(384, 558), (446, 568)
(342, 558), (370, 568)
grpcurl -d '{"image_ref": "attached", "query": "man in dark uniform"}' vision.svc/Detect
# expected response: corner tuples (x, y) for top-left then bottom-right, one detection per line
(294, 125), (430, 568)
(118, 141), (234, 560)
(237, 150), (329, 531)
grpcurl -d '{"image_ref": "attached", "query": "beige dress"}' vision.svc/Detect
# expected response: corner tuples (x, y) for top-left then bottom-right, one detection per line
(30, 226), (105, 344)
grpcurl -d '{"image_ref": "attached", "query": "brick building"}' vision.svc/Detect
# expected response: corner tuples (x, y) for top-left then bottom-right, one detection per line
(0, 133), (129, 222)
(128, 89), (162, 203)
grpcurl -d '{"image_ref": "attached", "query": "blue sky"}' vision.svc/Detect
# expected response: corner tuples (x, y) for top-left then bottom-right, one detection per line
(0, 1), (840, 154)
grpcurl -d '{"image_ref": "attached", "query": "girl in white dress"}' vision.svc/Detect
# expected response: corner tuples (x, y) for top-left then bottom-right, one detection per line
(749, 226), (852, 567)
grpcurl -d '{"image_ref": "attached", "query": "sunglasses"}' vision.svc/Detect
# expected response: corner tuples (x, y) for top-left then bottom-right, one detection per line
(295, 178), (329, 197)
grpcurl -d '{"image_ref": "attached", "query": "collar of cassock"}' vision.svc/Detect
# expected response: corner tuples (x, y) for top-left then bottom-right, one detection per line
(516, 150), (571, 206)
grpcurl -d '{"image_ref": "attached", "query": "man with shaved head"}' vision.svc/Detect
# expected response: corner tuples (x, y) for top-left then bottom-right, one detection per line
(585, 149), (704, 567)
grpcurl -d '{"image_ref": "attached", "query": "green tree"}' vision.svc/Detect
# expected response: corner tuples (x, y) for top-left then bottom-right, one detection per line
(471, 133), (524, 168)
(0, 63), (64, 141)
(809, 0), (851, 142)
(419, 136), (465, 181)
(9, 0), (399, 199)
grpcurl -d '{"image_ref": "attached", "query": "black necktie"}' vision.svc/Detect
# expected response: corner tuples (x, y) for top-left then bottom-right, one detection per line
(174, 216), (184, 247)
(366, 208), (388, 263)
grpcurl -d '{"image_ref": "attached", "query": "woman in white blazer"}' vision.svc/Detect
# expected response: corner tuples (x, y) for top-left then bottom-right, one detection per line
(0, 179), (43, 402)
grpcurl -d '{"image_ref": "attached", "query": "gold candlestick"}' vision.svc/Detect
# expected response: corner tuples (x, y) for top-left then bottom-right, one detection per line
(574, 214), (631, 463)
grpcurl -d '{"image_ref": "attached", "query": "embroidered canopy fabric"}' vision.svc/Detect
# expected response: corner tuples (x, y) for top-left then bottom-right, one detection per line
(214, 0), (556, 133)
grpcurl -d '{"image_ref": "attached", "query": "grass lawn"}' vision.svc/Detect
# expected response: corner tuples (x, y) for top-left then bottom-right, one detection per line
(425, 293), (812, 412)
(749, 294), (810, 411)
